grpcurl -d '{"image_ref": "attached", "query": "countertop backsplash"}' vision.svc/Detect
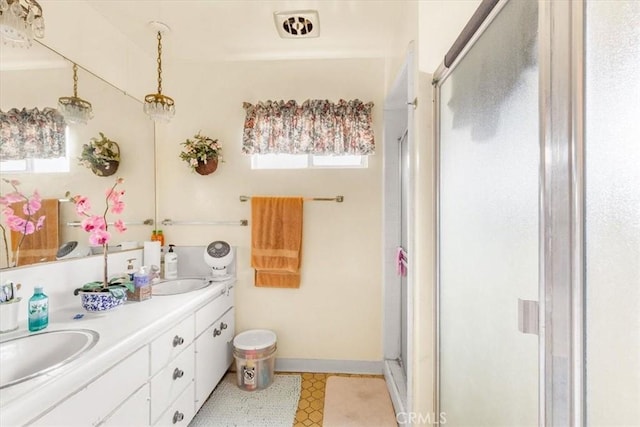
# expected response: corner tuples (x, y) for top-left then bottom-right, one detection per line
(0, 249), (143, 325)
(173, 245), (236, 278)
(0, 245), (236, 328)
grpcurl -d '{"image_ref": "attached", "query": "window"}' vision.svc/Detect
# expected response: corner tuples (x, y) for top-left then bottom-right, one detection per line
(0, 126), (70, 173)
(0, 107), (68, 173)
(251, 153), (367, 169)
(242, 99), (375, 169)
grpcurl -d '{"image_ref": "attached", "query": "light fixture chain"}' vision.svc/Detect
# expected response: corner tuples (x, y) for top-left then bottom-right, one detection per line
(72, 63), (78, 98)
(156, 31), (163, 95)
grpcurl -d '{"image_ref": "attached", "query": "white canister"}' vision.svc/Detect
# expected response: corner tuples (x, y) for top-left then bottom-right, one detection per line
(0, 297), (22, 333)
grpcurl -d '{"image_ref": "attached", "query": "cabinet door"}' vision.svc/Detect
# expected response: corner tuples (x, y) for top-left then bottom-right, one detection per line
(102, 384), (150, 427)
(194, 308), (235, 411)
(153, 382), (195, 427)
(195, 287), (234, 337)
(33, 347), (149, 426)
(150, 315), (194, 374)
(150, 343), (195, 423)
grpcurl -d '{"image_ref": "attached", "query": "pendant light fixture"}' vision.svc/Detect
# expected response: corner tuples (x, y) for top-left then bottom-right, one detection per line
(58, 63), (93, 125)
(143, 22), (175, 122)
(0, 0), (45, 47)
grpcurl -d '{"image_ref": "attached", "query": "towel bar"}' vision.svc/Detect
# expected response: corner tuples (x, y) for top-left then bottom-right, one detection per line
(161, 219), (248, 226)
(240, 195), (344, 203)
(66, 218), (154, 227)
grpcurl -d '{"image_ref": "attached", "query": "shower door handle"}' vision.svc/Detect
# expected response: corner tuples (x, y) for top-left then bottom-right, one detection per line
(518, 299), (539, 335)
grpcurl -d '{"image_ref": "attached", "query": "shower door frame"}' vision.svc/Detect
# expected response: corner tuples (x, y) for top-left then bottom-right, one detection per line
(432, 0), (586, 425)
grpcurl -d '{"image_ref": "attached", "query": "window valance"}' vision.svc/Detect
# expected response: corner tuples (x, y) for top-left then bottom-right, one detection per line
(0, 107), (67, 160)
(242, 99), (375, 155)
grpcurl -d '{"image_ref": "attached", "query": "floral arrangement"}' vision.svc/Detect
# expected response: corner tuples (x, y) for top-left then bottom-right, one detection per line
(0, 179), (45, 267)
(68, 178), (133, 294)
(78, 132), (120, 175)
(179, 132), (223, 171)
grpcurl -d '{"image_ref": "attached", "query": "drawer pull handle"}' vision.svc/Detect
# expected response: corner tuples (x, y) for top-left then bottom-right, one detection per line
(220, 322), (228, 330)
(172, 335), (184, 347)
(213, 328), (222, 337)
(173, 368), (184, 380)
(173, 411), (184, 424)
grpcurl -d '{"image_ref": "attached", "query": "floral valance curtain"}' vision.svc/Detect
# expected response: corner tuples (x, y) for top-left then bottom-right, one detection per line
(0, 108), (67, 160)
(242, 99), (375, 155)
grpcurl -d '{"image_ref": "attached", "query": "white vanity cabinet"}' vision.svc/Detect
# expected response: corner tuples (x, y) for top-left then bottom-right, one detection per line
(9, 283), (235, 427)
(32, 346), (149, 426)
(102, 384), (150, 426)
(153, 382), (195, 427)
(194, 287), (235, 412)
(149, 315), (195, 425)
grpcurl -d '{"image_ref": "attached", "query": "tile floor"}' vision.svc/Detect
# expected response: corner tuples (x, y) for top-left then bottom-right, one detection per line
(290, 372), (385, 427)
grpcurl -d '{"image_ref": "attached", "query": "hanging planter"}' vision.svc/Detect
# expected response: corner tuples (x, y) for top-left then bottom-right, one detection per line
(92, 159), (120, 177)
(195, 158), (219, 175)
(78, 132), (121, 177)
(179, 132), (223, 175)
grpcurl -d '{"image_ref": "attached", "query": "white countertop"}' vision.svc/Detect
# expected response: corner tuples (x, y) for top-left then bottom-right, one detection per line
(0, 278), (234, 426)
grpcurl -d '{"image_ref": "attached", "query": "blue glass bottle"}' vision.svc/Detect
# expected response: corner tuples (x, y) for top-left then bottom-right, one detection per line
(28, 287), (49, 332)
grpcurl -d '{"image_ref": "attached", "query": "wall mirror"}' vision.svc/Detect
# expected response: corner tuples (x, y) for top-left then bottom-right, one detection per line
(0, 41), (155, 269)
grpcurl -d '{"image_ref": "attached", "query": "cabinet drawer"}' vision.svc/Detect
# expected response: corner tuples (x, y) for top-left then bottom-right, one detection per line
(33, 346), (149, 426)
(195, 286), (234, 337)
(194, 308), (235, 411)
(150, 342), (195, 423)
(150, 315), (194, 374)
(101, 383), (150, 426)
(153, 382), (195, 427)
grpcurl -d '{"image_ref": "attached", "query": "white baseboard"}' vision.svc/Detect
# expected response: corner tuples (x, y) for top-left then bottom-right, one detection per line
(274, 358), (384, 374)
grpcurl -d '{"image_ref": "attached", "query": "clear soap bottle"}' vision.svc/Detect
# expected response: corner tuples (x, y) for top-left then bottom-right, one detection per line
(28, 286), (49, 332)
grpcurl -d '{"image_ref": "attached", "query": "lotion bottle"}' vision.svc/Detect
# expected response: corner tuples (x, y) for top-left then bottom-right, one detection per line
(164, 244), (178, 279)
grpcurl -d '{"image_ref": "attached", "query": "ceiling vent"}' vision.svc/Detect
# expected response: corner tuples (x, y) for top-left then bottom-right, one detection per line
(273, 10), (319, 38)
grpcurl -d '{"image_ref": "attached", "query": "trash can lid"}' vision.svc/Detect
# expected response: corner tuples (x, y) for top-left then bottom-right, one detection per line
(234, 329), (277, 350)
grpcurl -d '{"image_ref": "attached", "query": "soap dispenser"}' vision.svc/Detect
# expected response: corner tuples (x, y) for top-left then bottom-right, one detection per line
(164, 244), (178, 279)
(126, 258), (136, 281)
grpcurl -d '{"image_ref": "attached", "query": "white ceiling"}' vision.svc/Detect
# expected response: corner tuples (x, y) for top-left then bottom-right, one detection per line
(84, 0), (408, 62)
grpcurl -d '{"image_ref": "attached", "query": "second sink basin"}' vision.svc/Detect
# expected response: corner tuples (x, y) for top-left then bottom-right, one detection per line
(0, 329), (99, 389)
(152, 277), (214, 295)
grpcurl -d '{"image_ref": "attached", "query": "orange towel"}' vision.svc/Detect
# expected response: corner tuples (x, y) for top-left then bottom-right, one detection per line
(251, 196), (303, 288)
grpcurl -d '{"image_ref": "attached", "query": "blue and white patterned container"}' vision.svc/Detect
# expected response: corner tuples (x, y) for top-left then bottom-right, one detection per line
(80, 291), (126, 312)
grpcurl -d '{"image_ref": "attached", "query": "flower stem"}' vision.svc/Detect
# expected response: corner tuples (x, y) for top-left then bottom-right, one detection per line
(101, 180), (119, 288)
(0, 224), (10, 267)
(7, 180), (31, 267)
(103, 244), (108, 288)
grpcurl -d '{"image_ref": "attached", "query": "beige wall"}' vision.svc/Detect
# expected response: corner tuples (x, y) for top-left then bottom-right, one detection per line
(0, 65), (155, 264)
(26, 0), (483, 401)
(418, 0), (481, 73)
(154, 58), (385, 360)
(41, 1), (154, 100)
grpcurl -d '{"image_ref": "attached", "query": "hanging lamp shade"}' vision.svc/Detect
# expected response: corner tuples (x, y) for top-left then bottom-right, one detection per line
(0, 0), (45, 47)
(57, 63), (93, 125)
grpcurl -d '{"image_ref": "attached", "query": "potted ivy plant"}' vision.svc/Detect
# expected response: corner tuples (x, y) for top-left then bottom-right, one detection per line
(179, 132), (223, 175)
(78, 132), (120, 177)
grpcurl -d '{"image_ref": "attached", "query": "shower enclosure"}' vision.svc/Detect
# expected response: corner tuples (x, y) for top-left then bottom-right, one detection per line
(435, 0), (639, 425)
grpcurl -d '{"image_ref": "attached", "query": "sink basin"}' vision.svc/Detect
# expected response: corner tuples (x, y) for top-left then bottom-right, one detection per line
(0, 329), (99, 389)
(152, 277), (214, 296)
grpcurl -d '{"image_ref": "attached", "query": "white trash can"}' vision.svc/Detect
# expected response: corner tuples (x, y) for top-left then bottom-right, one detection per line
(233, 329), (277, 391)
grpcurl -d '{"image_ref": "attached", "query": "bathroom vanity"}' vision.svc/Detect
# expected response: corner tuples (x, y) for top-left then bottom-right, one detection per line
(0, 279), (235, 426)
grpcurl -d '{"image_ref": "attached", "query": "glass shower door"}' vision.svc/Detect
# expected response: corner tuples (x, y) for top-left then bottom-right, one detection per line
(438, 1), (539, 425)
(585, 2), (640, 425)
